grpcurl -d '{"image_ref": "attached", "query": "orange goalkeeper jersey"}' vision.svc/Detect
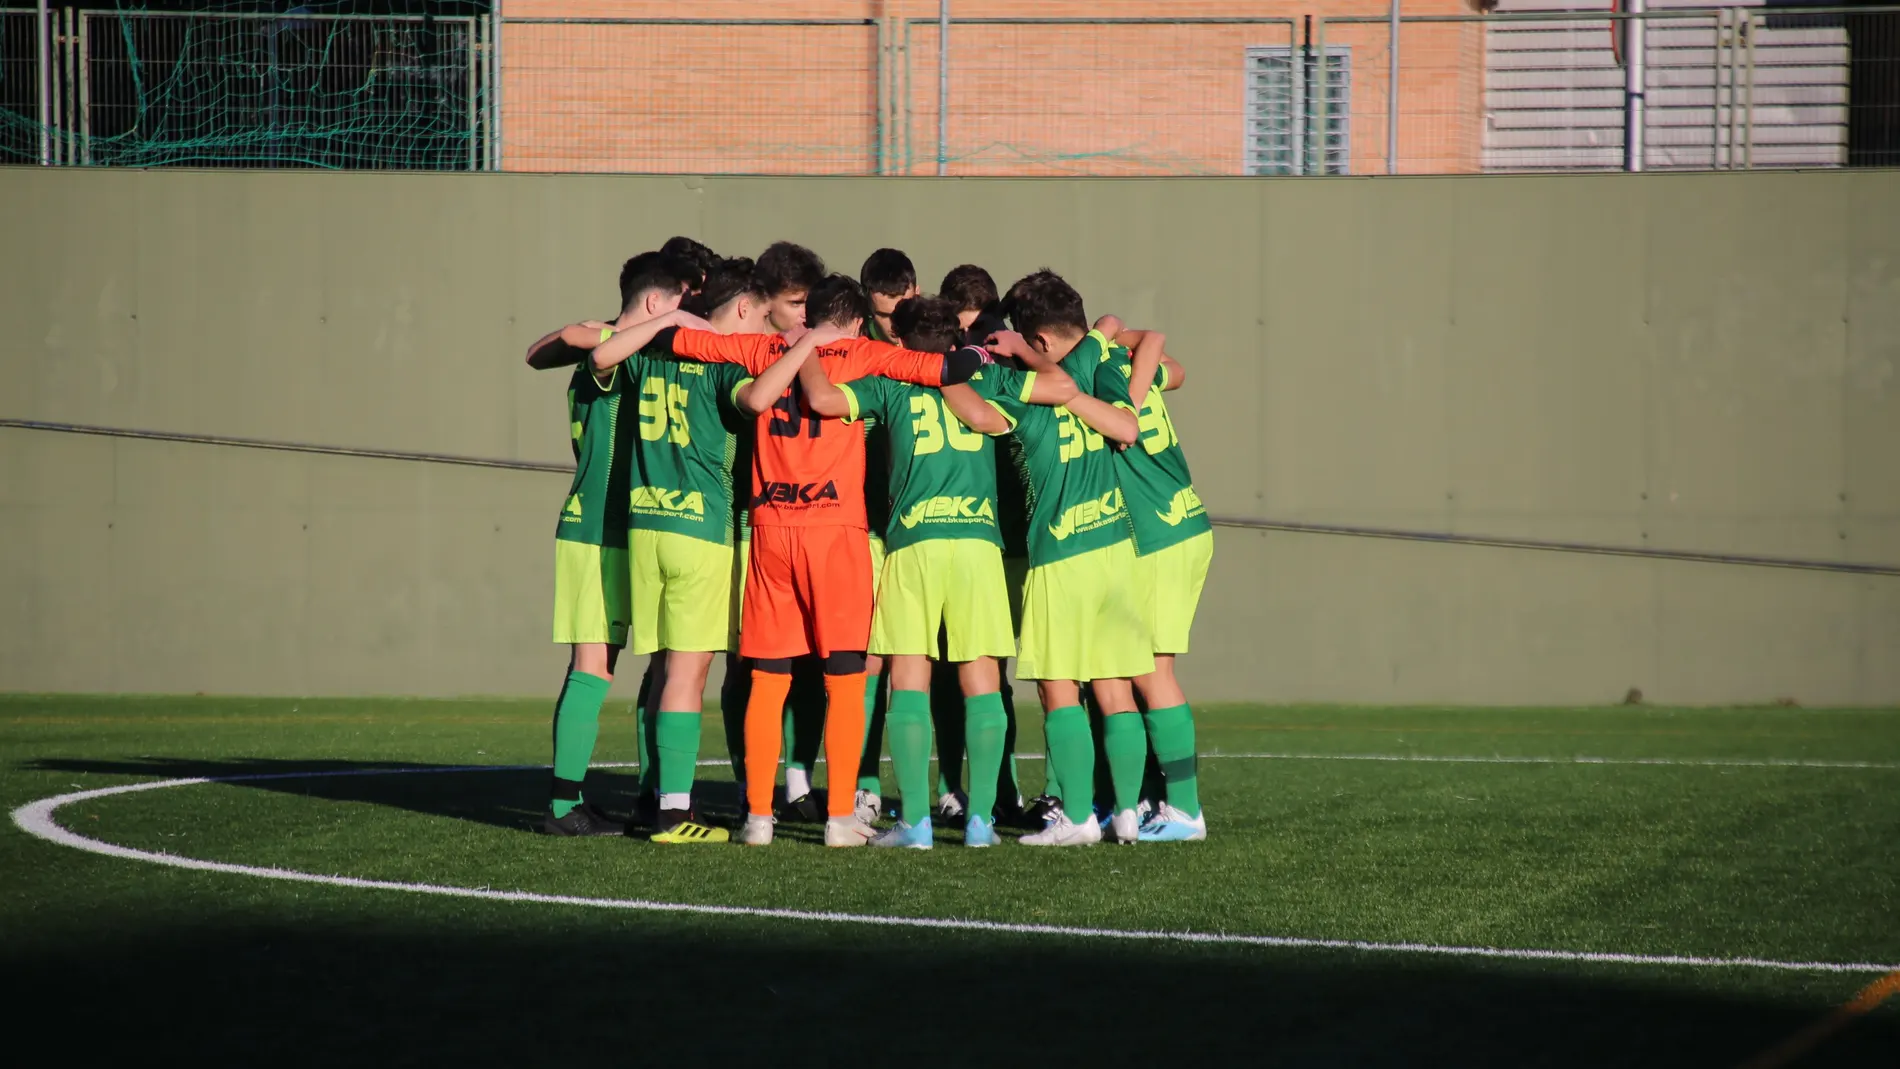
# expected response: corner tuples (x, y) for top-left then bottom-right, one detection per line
(670, 330), (947, 529)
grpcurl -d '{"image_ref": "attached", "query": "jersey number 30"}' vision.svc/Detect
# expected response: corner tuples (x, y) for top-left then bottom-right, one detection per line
(910, 393), (983, 456)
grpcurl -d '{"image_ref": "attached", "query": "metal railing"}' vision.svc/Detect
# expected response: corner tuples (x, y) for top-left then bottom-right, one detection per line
(6, 7), (1896, 174)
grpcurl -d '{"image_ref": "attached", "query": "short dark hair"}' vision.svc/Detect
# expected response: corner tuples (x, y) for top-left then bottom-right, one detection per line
(660, 236), (720, 291)
(755, 241), (826, 299)
(892, 296), (962, 354)
(805, 274), (870, 329)
(686, 257), (770, 317)
(1004, 269), (1087, 342)
(938, 264), (998, 313)
(618, 251), (692, 313)
(859, 248), (918, 298)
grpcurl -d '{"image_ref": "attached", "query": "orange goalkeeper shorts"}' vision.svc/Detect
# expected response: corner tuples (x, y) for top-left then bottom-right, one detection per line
(739, 524), (874, 660)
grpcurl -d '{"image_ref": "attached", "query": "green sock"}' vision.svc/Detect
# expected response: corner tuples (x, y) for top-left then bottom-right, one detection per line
(1102, 712), (1148, 813)
(858, 673), (885, 793)
(655, 711), (702, 796)
(550, 670), (610, 817)
(1042, 705), (1095, 822)
(887, 689), (933, 825)
(963, 691), (1007, 822)
(1144, 703), (1200, 817)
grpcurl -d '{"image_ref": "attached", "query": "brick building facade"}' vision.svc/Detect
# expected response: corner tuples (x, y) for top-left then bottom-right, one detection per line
(499, 0), (1486, 175)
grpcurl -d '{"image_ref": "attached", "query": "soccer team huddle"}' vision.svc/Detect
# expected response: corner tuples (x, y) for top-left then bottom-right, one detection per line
(526, 235), (1213, 849)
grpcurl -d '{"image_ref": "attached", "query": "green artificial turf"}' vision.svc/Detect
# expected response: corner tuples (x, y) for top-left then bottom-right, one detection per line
(3, 695), (1896, 1067)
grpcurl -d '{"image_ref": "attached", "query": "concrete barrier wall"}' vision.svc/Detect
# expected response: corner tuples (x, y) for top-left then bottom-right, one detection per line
(2, 166), (1895, 704)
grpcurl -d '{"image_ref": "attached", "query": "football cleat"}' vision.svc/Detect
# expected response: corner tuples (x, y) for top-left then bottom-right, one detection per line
(1023, 794), (1062, 827)
(738, 814), (777, 846)
(964, 815), (1000, 848)
(541, 803), (626, 837)
(824, 815), (878, 848)
(1136, 803), (1208, 843)
(785, 791), (824, 823)
(652, 809), (731, 845)
(870, 817), (934, 850)
(1108, 808), (1141, 844)
(854, 789), (883, 825)
(1020, 808), (1103, 847)
(935, 791), (967, 820)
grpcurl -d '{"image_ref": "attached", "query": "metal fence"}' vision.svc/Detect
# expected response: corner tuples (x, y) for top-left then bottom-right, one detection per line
(4, 6), (1896, 174)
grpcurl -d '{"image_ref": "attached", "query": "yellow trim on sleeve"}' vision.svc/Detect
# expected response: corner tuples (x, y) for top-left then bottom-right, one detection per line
(839, 382), (863, 423)
(1018, 370), (1038, 403)
(985, 399), (1018, 434)
(1158, 362), (1173, 390)
(730, 376), (754, 408)
(599, 326), (615, 343)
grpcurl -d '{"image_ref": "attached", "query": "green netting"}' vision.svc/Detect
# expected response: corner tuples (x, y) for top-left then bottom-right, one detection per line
(1, 1), (493, 169)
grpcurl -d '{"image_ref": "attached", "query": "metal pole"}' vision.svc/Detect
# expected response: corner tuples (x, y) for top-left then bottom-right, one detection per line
(1624, 0), (1646, 172)
(1742, 10), (1755, 170)
(78, 8), (89, 164)
(1732, 10), (1740, 171)
(467, 17), (478, 172)
(1386, 0), (1399, 174)
(937, 1), (948, 176)
(36, 0), (49, 164)
(482, 8), (497, 171)
(1711, 8), (1725, 168)
(1314, 17), (1328, 174)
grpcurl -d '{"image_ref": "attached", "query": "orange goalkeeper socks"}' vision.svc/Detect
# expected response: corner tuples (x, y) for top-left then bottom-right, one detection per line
(744, 670), (793, 817)
(823, 672), (868, 817)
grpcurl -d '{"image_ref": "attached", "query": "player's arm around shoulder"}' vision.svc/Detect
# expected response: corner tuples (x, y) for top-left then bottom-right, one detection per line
(588, 308), (713, 374)
(526, 320), (616, 370)
(736, 323), (843, 416)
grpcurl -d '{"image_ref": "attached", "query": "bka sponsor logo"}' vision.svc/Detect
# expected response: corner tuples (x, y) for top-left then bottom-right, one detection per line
(1048, 488), (1124, 540)
(1155, 486), (1206, 527)
(898, 496), (996, 529)
(753, 480), (839, 506)
(630, 486), (706, 516)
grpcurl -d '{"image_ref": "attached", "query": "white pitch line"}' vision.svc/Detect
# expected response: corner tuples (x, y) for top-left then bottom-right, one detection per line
(11, 767), (1898, 976)
(1197, 752), (1900, 771)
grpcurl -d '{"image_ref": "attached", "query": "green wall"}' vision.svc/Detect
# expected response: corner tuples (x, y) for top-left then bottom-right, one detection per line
(2, 166), (1895, 704)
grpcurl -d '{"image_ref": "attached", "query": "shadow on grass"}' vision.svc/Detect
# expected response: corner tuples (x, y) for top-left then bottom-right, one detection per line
(24, 757), (765, 836)
(6, 909), (1894, 1068)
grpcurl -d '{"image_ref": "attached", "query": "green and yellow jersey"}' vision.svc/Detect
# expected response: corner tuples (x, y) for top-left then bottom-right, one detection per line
(1091, 342), (1210, 556)
(624, 345), (753, 546)
(981, 333), (1131, 568)
(838, 369), (1023, 554)
(558, 359), (632, 549)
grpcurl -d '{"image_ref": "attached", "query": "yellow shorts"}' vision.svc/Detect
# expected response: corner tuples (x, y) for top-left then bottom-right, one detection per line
(870, 539), (1015, 662)
(1134, 530), (1214, 654)
(552, 540), (629, 647)
(869, 533), (886, 597)
(1015, 540), (1155, 682)
(630, 529), (733, 655)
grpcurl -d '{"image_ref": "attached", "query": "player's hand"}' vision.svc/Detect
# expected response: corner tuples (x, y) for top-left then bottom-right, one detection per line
(668, 309), (713, 332)
(582, 320), (614, 332)
(985, 330), (1029, 359)
(1092, 314), (1124, 339)
(780, 324), (811, 346)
